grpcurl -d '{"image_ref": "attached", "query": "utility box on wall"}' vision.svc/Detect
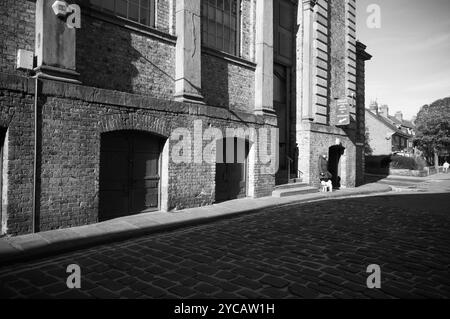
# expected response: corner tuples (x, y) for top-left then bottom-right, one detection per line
(16, 49), (34, 70)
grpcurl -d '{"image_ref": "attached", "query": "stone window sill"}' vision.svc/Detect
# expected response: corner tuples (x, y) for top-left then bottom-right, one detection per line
(202, 47), (256, 70)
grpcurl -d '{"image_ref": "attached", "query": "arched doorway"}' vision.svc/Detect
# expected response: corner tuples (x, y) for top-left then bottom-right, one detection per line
(328, 144), (345, 189)
(99, 130), (165, 221)
(215, 137), (249, 203)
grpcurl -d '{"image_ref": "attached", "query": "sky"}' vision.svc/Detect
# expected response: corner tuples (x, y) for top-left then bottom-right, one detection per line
(356, 0), (450, 120)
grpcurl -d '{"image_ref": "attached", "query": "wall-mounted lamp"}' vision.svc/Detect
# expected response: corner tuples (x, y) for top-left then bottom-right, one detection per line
(52, 1), (81, 29)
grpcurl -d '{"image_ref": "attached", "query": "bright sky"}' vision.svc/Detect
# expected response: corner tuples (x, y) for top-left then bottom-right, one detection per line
(356, 0), (450, 120)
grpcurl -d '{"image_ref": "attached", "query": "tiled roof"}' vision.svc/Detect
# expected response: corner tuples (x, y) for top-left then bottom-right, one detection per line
(388, 115), (416, 129)
(366, 109), (413, 138)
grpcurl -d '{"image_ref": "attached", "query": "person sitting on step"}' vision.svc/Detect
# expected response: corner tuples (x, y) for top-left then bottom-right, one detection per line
(318, 154), (333, 192)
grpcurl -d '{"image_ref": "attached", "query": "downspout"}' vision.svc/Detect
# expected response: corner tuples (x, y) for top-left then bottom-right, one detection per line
(32, 74), (39, 234)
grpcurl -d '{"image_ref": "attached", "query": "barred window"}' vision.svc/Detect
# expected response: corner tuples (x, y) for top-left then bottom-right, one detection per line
(201, 0), (240, 56)
(90, 0), (156, 27)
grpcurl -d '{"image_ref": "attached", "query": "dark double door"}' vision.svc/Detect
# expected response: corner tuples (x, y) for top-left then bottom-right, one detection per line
(215, 138), (249, 203)
(99, 131), (162, 221)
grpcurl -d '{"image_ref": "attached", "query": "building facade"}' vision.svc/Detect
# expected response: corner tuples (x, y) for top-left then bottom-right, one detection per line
(0, 0), (370, 236)
(366, 102), (416, 156)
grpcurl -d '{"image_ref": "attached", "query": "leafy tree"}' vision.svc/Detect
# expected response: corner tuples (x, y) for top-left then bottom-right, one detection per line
(414, 97), (450, 168)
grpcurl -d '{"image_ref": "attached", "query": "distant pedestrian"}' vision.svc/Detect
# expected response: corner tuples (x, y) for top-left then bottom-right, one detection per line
(443, 161), (449, 173)
(318, 154), (333, 192)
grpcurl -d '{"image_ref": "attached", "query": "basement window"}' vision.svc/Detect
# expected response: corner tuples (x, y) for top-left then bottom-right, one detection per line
(90, 0), (156, 27)
(201, 0), (241, 56)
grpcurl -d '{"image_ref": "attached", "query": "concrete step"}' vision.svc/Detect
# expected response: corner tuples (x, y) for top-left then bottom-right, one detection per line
(272, 185), (319, 198)
(274, 182), (309, 191)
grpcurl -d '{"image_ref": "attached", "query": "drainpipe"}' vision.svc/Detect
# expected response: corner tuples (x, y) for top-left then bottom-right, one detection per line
(32, 74), (39, 234)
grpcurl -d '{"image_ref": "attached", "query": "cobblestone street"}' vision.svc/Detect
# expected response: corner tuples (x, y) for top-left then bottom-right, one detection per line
(0, 193), (449, 299)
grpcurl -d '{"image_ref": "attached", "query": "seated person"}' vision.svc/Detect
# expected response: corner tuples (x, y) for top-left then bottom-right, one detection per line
(319, 154), (333, 192)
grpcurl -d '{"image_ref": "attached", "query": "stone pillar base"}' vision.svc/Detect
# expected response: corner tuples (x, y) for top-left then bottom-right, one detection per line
(254, 108), (277, 117)
(174, 92), (205, 104)
(34, 65), (80, 84)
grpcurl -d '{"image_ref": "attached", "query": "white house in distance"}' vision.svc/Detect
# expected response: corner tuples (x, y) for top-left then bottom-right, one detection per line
(365, 101), (416, 156)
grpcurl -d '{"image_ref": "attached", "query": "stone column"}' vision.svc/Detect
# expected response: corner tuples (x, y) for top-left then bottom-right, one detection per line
(174, 0), (204, 104)
(254, 0), (274, 115)
(300, 0), (316, 121)
(35, 0), (80, 82)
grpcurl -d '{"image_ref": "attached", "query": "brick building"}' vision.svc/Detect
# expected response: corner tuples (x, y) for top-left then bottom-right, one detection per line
(0, 0), (370, 236)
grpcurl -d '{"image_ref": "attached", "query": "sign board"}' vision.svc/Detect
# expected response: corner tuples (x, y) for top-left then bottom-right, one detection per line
(336, 98), (351, 126)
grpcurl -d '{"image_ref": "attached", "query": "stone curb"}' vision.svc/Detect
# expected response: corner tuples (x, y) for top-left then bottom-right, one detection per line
(0, 183), (391, 266)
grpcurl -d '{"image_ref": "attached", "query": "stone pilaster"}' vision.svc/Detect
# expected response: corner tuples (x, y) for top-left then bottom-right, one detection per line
(345, 0), (357, 113)
(254, 0), (274, 115)
(35, 0), (80, 83)
(312, 0), (330, 124)
(299, 0), (315, 122)
(174, 0), (204, 104)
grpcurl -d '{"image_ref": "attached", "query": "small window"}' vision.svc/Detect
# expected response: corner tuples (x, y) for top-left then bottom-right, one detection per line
(90, 0), (156, 27)
(201, 0), (240, 56)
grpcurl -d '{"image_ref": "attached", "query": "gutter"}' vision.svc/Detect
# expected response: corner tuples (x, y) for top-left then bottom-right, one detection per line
(32, 74), (39, 234)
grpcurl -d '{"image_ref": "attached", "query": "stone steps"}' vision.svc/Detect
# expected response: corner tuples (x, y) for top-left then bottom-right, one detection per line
(272, 183), (319, 198)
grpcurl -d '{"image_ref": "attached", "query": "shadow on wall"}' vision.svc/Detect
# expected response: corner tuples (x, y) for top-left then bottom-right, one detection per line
(201, 55), (230, 109)
(75, 8), (175, 97)
(76, 15), (139, 93)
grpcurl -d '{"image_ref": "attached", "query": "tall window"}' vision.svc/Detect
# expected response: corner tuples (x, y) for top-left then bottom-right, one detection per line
(201, 0), (240, 56)
(90, 0), (156, 27)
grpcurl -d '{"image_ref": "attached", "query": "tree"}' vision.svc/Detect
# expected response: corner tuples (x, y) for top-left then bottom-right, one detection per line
(414, 97), (450, 168)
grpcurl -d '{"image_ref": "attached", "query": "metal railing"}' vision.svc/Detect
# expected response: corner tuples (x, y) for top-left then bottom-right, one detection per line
(286, 155), (303, 181)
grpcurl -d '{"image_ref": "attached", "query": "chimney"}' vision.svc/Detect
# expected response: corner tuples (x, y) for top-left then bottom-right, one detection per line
(379, 105), (389, 118)
(369, 101), (379, 114)
(395, 111), (403, 122)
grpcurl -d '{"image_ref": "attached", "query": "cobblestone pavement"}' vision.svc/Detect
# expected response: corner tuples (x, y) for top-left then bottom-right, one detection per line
(0, 193), (449, 299)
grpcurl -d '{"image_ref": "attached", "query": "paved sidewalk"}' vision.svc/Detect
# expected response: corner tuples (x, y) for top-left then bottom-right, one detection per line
(0, 183), (391, 266)
(368, 172), (450, 193)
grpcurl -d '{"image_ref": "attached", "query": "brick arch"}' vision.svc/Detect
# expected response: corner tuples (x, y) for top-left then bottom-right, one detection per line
(99, 113), (171, 138)
(0, 113), (13, 129)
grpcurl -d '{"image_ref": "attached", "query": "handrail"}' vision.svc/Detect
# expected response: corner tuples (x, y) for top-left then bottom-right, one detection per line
(286, 156), (303, 179)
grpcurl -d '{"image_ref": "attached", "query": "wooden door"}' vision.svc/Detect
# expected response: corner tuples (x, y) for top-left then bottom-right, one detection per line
(99, 131), (162, 221)
(215, 138), (248, 203)
(130, 134), (161, 213)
